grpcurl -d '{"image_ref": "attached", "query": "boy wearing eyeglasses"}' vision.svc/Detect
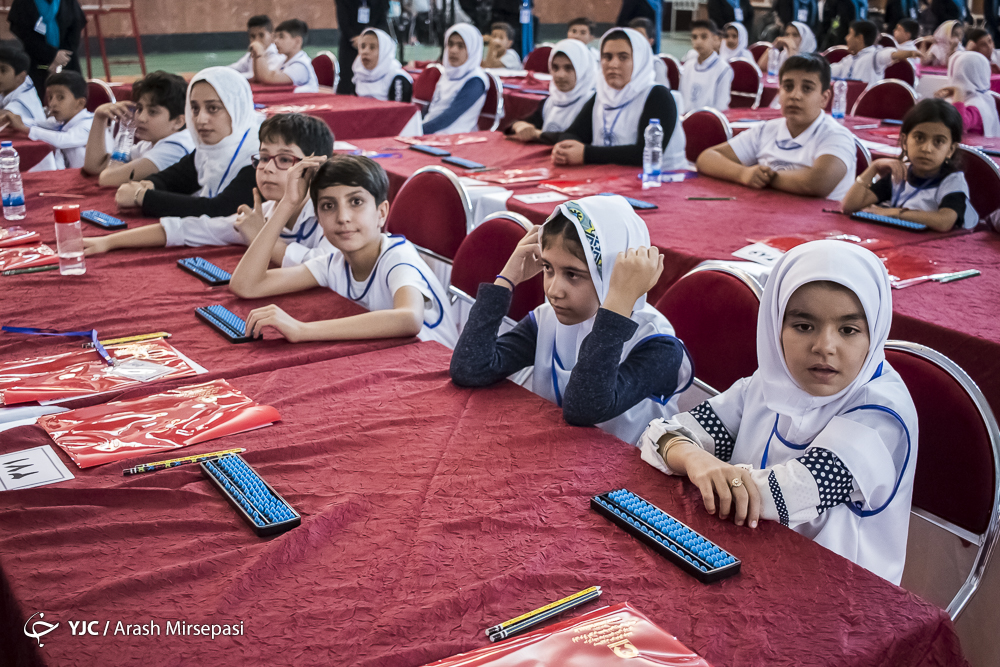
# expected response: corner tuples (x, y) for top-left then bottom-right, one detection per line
(84, 113), (333, 266)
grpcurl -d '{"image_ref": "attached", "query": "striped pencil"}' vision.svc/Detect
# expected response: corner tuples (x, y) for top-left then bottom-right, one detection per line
(123, 448), (247, 476)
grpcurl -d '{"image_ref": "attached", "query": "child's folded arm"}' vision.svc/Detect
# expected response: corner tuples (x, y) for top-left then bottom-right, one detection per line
(146, 153), (201, 194)
(449, 282), (537, 387)
(770, 154), (849, 198)
(142, 165), (256, 218)
(27, 123), (90, 150)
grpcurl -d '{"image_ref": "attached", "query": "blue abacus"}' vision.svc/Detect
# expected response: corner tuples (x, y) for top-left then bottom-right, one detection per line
(195, 304), (256, 343)
(81, 210), (127, 230)
(850, 210), (928, 231)
(178, 257), (232, 286)
(201, 454), (300, 536)
(592, 489), (741, 582)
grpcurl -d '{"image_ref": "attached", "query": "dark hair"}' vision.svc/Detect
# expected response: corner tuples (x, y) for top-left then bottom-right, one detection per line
(0, 44), (30, 75)
(602, 29), (632, 52)
(247, 14), (273, 31)
(540, 212), (587, 264)
(628, 17), (655, 39)
(45, 71), (87, 100)
(896, 19), (919, 41)
(131, 70), (187, 119)
(259, 113), (334, 157)
(275, 19), (309, 41)
(310, 155), (389, 206)
(568, 17), (596, 33)
(900, 99), (963, 173)
(779, 53), (831, 90)
(690, 20), (721, 35)
(491, 22), (515, 42)
(965, 27), (990, 45)
(849, 20), (878, 47)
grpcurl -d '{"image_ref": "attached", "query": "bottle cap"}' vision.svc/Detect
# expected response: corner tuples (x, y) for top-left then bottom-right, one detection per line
(53, 204), (81, 223)
(650, 118), (661, 124)
(0, 141), (11, 147)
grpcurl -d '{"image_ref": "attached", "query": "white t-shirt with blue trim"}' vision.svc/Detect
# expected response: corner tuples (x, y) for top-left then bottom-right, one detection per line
(281, 51), (319, 93)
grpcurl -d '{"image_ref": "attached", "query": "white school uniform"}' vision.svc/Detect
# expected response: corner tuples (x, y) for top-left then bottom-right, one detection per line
(280, 50), (319, 93)
(728, 112), (857, 200)
(949, 51), (1000, 138)
(897, 39), (921, 72)
(720, 22), (751, 61)
(27, 109), (94, 170)
(0, 78), (45, 126)
(230, 43), (286, 79)
(680, 52), (734, 111)
(353, 28), (413, 101)
(640, 240), (917, 584)
(126, 128), (195, 171)
(878, 170), (979, 229)
(303, 234), (459, 347)
(830, 45), (895, 86)
(653, 57), (670, 87)
(541, 40), (597, 132)
(529, 196), (692, 445)
(424, 23), (489, 134)
(499, 49), (522, 69)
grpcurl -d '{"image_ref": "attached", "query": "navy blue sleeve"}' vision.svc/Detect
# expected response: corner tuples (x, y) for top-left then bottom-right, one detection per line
(422, 77), (487, 134)
(562, 308), (685, 427)
(449, 282), (538, 387)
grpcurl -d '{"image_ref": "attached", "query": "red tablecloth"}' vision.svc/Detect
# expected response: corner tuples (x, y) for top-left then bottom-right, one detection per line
(0, 133), (57, 171)
(919, 65), (1000, 93)
(759, 78), (868, 112)
(253, 92), (420, 140)
(0, 342), (968, 666)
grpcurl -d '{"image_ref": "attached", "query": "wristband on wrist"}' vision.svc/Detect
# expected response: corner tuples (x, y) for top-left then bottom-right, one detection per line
(495, 274), (516, 291)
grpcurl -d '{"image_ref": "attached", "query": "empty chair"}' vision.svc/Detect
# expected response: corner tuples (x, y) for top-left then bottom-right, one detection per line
(681, 108), (733, 163)
(851, 79), (917, 121)
(412, 64), (444, 114)
(660, 54), (681, 90)
(312, 51), (338, 89)
(884, 59), (916, 86)
(86, 79), (116, 112)
(823, 45), (850, 64)
(748, 41), (771, 62)
(729, 57), (763, 108)
(956, 145), (1000, 223)
(478, 72), (506, 131)
(523, 45), (553, 73)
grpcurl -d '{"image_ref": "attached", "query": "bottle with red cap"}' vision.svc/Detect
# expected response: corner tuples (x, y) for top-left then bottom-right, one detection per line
(53, 205), (86, 276)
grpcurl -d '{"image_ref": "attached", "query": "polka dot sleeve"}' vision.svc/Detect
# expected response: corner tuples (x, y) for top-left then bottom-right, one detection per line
(797, 447), (856, 513)
(689, 401), (736, 462)
(750, 447), (858, 527)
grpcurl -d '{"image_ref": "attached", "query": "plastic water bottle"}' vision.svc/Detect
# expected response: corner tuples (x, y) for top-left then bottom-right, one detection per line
(53, 204), (86, 276)
(642, 119), (663, 189)
(110, 115), (136, 165)
(767, 47), (780, 81)
(0, 141), (26, 220)
(832, 79), (848, 120)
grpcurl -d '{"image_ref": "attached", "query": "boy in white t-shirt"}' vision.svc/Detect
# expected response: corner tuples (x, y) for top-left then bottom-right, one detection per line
(629, 18), (671, 87)
(0, 44), (45, 126)
(567, 17), (600, 63)
(680, 20), (733, 110)
(231, 15), (286, 80)
(83, 71), (194, 187)
(892, 19), (922, 71)
(253, 19), (319, 93)
(965, 27), (1000, 70)
(831, 20), (920, 86)
(483, 22), (522, 70)
(697, 53), (856, 200)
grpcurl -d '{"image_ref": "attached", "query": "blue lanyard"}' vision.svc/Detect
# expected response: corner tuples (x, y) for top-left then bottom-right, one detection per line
(891, 171), (940, 209)
(210, 128), (250, 198)
(1, 326), (115, 366)
(601, 104), (628, 146)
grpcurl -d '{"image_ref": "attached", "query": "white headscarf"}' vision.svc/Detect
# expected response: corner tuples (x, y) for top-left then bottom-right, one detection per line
(186, 67), (261, 198)
(424, 23), (489, 133)
(791, 21), (818, 54)
(352, 28), (412, 101)
(929, 20), (964, 66)
(720, 22), (750, 60)
(593, 28), (657, 147)
(948, 51), (1000, 137)
(531, 195), (692, 444)
(542, 39), (598, 132)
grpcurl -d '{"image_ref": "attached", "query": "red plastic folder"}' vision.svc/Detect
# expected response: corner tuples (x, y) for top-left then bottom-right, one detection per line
(0, 226), (40, 248)
(38, 379), (281, 468)
(422, 603), (713, 667)
(0, 339), (198, 406)
(0, 243), (58, 270)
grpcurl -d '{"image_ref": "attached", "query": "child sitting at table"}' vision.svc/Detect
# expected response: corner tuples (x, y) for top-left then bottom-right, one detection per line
(229, 155), (458, 346)
(252, 19), (319, 93)
(0, 70), (92, 170)
(567, 17), (600, 61)
(450, 195), (691, 445)
(483, 22), (522, 70)
(628, 18), (669, 87)
(84, 113), (332, 264)
(841, 99), (979, 230)
(506, 39), (597, 141)
(82, 71), (194, 187)
(922, 20), (964, 67)
(697, 54), (856, 199)
(935, 51), (1000, 137)
(892, 18), (922, 70)
(639, 239), (917, 584)
(423, 23), (488, 135)
(721, 22), (751, 61)
(756, 21), (817, 76)
(964, 28), (1000, 70)
(0, 44), (44, 126)
(115, 67), (260, 218)
(830, 20), (920, 86)
(548, 28), (686, 170)
(353, 28), (413, 102)
(680, 20), (733, 111)
(230, 15), (286, 80)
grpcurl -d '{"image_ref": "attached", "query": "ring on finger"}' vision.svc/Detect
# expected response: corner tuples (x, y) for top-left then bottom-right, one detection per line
(730, 477), (743, 488)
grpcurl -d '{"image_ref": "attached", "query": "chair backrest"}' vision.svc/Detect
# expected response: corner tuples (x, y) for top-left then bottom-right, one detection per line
(854, 136), (872, 177)
(957, 144), (1000, 223)
(728, 57), (763, 109)
(660, 54), (681, 90)
(822, 45), (850, 63)
(384, 165), (472, 262)
(884, 58), (916, 86)
(523, 45), (552, 73)
(450, 212), (545, 322)
(653, 263), (762, 394)
(86, 79), (116, 112)
(681, 108), (733, 163)
(886, 341), (1000, 619)
(850, 79), (917, 121)
(879, 33), (898, 48)
(413, 64), (443, 112)
(312, 51), (337, 88)
(748, 41), (771, 61)
(478, 72), (505, 131)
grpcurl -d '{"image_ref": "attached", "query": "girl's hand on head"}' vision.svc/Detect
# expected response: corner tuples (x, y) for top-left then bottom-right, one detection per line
(244, 304), (304, 341)
(497, 225), (543, 286)
(604, 247), (664, 317)
(233, 188), (267, 244)
(672, 444), (761, 528)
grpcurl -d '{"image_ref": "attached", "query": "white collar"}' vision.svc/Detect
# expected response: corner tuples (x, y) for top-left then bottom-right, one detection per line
(777, 110), (826, 144)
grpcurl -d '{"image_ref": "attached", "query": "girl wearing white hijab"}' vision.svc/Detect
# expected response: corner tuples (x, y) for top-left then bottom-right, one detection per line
(760, 21), (817, 109)
(923, 20), (964, 66)
(352, 28), (413, 102)
(506, 39), (597, 142)
(423, 23), (488, 134)
(720, 22), (751, 60)
(639, 240), (918, 584)
(938, 51), (1000, 137)
(550, 28), (686, 170)
(450, 195), (692, 445)
(116, 66), (262, 218)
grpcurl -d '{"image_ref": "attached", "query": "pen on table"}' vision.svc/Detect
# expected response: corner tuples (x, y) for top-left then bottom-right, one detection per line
(686, 196), (735, 201)
(82, 331), (172, 348)
(487, 586), (603, 641)
(484, 586), (601, 637)
(2, 264), (59, 276)
(38, 192), (85, 198)
(122, 448), (247, 476)
(851, 123), (880, 130)
(822, 208), (844, 214)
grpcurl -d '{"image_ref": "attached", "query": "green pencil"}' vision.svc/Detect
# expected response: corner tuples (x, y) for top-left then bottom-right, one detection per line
(2, 264), (59, 276)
